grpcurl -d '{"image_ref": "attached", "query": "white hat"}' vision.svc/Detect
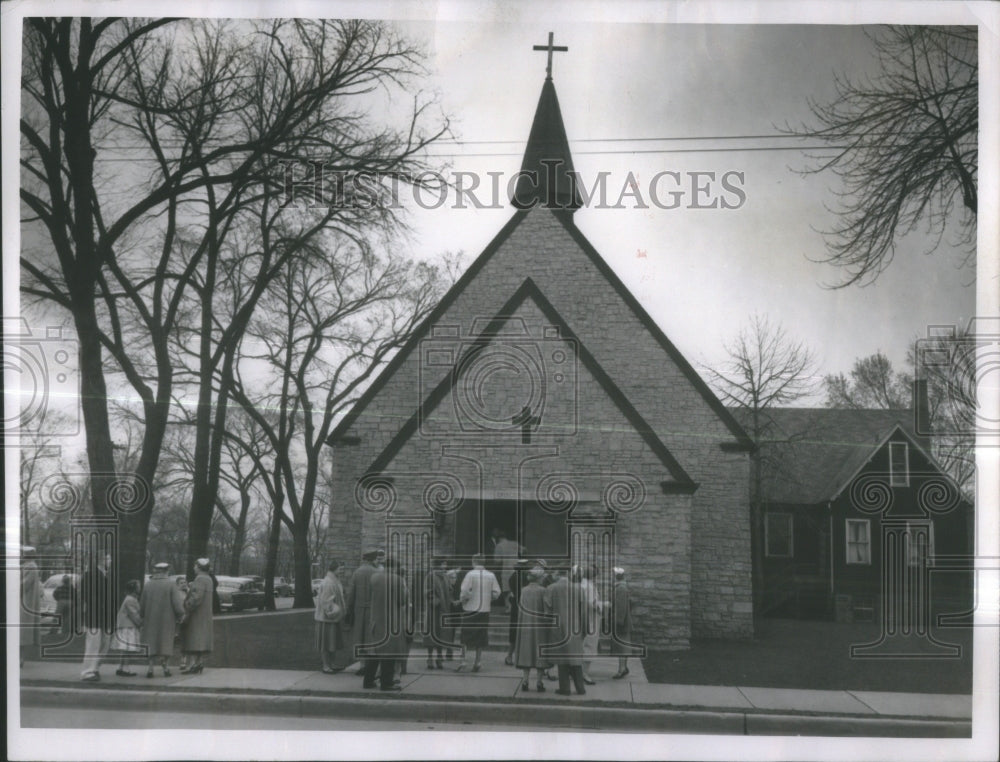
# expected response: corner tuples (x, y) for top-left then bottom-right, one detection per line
(195, 557), (210, 569)
(613, 566), (626, 576)
(153, 562), (170, 570)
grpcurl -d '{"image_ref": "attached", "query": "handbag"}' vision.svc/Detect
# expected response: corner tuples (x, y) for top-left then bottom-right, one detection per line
(326, 600), (343, 623)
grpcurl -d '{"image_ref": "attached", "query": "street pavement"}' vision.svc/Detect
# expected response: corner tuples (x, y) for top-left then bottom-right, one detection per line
(18, 647), (972, 736)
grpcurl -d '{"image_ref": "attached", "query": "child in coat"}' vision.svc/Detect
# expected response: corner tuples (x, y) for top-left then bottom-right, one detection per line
(114, 580), (143, 677)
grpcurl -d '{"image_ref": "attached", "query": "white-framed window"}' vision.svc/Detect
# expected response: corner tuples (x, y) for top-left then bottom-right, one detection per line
(765, 512), (793, 557)
(846, 519), (871, 565)
(905, 521), (935, 567)
(889, 441), (909, 487)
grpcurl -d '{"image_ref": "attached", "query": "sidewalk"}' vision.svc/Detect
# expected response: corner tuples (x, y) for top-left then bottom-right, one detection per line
(19, 649), (972, 735)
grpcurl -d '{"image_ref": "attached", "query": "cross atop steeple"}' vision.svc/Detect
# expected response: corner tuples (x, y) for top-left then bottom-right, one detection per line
(533, 32), (568, 80)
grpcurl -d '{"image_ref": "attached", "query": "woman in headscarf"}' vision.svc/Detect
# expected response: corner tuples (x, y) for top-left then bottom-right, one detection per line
(180, 558), (214, 674)
(315, 559), (348, 674)
(611, 567), (633, 679)
(513, 565), (550, 692)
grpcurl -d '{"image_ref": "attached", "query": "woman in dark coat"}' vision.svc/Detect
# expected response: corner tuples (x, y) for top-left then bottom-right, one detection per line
(611, 566), (633, 679)
(513, 566), (550, 691)
(180, 559), (214, 674)
(504, 559), (529, 666)
(423, 559), (453, 669)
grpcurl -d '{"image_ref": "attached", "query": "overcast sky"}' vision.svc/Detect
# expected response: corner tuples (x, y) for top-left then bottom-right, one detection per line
(382, 19), (979, 402)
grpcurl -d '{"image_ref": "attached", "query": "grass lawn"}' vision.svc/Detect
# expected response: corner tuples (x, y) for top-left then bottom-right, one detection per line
(642, 617), (973, 694)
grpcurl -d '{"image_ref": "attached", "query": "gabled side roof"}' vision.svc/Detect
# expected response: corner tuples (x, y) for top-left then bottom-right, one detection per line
(328, 208), (752, 450)
(826, 423), (954, 501)
(364, 277), (698, 492)
(729, 406), (958, 505)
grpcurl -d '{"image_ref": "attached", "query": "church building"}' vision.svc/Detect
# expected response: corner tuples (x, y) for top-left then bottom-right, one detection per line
(326, 37), (755, 648)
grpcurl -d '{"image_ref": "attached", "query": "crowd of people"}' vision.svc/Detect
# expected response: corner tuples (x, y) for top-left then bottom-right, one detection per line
(318, 543), (635, 696)
(19, 547), (219, 682)
(21, 538), (636, 696)
(80, 555), (217, 681)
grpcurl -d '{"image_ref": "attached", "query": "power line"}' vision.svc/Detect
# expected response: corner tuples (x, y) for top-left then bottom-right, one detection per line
(86, 145), (846, 162)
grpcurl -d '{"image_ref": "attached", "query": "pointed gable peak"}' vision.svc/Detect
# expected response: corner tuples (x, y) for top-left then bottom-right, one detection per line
(511, 77), (582, 212)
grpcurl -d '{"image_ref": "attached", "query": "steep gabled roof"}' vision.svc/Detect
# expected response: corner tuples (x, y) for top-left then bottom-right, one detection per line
(728, 407), (916, 504)
(326, 206), (753, 452)
(364, 277), (698, 492)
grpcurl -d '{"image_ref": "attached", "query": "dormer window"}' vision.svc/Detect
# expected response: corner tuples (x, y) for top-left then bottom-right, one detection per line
(889, 441), (909, 487)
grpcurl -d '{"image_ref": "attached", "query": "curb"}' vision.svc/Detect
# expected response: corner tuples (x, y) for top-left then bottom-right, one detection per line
(21, 685), (971, 737)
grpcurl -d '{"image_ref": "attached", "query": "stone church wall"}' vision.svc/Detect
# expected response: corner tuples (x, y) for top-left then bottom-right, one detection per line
(326, 207), (753, 645)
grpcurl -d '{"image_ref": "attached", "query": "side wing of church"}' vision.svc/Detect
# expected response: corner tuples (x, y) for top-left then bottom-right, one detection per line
(326, 54), (754, 648)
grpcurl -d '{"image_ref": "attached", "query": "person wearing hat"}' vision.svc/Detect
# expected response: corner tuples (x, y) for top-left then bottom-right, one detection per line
(20, 546), (43, 666)
(611, 567), (633, 679)
(513, 565), (552, 692)
(363, 556), (409, 691)
(345, 549), (378, 676)
(542, 565), (587, 695)
(140, 562), (185, 677)
(80, 550), (115, 681)
(179, 558), (214, 673)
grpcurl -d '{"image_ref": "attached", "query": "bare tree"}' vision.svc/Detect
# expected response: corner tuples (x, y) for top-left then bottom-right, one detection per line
(784, 26), (977, 286)
(704, 314), (819, 619)
(20, 18), (450, 585)
(228, 241), (450, 606)
(824, 343), (973, 493)
(823, 351), (912, 409)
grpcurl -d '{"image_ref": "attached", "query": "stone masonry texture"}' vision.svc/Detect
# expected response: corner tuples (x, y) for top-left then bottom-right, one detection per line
(326, 208), (753, 647)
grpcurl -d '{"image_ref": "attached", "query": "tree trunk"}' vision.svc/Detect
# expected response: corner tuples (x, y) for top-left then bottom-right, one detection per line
(262, 495), (283, 612)
(291, 520), (314, 609)
(229, 521), (246, 577)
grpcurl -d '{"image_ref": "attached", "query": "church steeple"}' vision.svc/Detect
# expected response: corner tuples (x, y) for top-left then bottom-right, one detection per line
(511, 34), (582, 212)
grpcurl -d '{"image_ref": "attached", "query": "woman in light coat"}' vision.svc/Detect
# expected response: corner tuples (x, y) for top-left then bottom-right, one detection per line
(579, 564), (604, 684)
(180, 559), (214, 673)
(315, 559), (348, 673)
(611, 567), (633, 679)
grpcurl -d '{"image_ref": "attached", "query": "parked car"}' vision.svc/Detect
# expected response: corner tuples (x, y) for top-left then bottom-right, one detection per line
(215, 575), (266, 612)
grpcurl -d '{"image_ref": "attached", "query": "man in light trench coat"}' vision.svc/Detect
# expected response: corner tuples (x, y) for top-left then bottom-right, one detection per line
(140, 562), (184, 677)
